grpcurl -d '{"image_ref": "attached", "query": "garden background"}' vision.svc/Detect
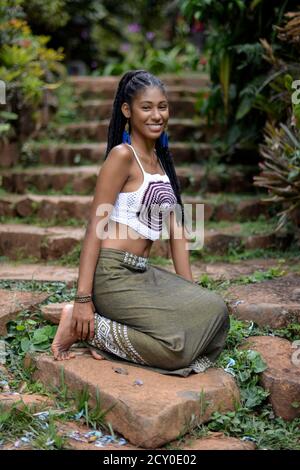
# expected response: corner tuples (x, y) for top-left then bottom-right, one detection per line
(0, 0), (300, 451)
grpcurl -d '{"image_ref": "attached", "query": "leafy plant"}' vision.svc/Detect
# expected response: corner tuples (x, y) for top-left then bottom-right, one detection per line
(180, 0), (299, 158)
(254, 122), (300, 231)
(5, 313), (57, 355)
(217, 348), (269, 409)
(74, 386), (115, 431)
(0, 0), (65, 144)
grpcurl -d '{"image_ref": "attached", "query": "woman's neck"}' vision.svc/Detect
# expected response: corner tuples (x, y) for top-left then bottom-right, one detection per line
(130, 136), (156, 159)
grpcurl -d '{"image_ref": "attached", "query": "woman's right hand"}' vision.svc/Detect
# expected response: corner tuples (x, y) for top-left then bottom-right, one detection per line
(71, 301), (95, 341)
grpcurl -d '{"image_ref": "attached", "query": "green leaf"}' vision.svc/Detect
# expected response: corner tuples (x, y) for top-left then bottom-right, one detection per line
(236, 96), (254, 120)
(32, 330), (49, 344)
(16, 325), (26, 331)
(20, 337), (31, 353)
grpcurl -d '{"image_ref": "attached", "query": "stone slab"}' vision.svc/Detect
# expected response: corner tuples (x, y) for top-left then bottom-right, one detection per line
(31, 353), (239, 449)
(0, 289), (49, 336)
(240, 336), (300, 421)
(226, 273), (300, 328)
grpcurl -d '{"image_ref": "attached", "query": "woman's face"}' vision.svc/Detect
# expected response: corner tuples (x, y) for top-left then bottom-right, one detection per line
(123, 86), (169, 140)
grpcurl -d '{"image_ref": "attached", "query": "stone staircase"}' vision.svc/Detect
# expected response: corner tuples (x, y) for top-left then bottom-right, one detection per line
(0, 73), (300, 450)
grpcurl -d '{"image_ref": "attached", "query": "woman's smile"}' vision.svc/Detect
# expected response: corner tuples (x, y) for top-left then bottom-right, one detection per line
(146, 124), (164, 132)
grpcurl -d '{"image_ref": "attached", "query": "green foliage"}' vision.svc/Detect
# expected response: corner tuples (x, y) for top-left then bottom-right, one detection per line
(217, 349), (269, 408)
(254, 123), (300, 230)
(5, 312), (57, 355)
(236, 266), (286, 284)
(98, 42), (201, 76)
(0, 110), (18, 141)
(0, 404), (67, 449)
(0, 0), (65, 143)
(21, 0), (202, 74)
(207, 406), (300, 449)
(91, 1), (203, 74)
(74, 386), (115, 430)
(204, 316), (300, 449)
(271, 323), (300, 342)
(180, 0), (300, 157)
(23, 0), (69, 30)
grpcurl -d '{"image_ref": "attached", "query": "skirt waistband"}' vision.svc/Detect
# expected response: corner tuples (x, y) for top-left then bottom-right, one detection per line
(98, 247), (149, 271)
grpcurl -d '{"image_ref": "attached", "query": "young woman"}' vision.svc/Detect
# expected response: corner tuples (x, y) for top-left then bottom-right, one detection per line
(51, 69), (230, 377)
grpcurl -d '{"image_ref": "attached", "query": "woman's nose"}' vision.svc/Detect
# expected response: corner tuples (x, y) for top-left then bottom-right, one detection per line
(152, 108), (162, 119)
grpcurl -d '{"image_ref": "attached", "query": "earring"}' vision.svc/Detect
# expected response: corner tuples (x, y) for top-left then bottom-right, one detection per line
(159, 124), (169, 148)
(122, 119), (131, 144)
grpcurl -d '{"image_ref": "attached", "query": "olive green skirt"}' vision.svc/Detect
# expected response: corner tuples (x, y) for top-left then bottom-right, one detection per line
(87, 247), (229, 377)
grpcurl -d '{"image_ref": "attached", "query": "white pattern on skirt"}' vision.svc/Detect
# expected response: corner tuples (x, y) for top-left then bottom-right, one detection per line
(89, 312), (215, 373)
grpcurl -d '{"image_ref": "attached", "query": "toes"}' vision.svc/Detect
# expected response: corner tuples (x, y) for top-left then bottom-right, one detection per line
(90, 349), (105, 360)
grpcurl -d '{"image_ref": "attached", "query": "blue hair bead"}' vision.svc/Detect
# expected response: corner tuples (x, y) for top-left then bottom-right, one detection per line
(159, 130), (169, 148)
(122, 129), (131, 144)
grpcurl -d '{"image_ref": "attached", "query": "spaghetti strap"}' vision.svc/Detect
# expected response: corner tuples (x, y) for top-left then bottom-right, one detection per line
(125, 144), (146, 175)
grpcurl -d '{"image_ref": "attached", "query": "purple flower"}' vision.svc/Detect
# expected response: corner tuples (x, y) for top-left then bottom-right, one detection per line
(146, 31), (155, 40)
(128, 23), (141, 33)
(80, 29), (89, 39)
(120, 43), (131, 52)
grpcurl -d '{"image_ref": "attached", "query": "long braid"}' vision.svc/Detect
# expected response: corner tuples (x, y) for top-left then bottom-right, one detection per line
(105, 69), (185, 227)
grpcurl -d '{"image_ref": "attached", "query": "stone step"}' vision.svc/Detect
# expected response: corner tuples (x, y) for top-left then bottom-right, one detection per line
(181, 434), (255, 450)
(79, 97), (199, 121)
(226, 272), (300, 329)
(0, 288), (49, 335)
(0, 392), (52, 412)
(0, 224), (84, 262)
(0, 263), (78, 287)
(0, 222), (293, 263)
(69, 74), (209, 99)
(76, 85), (207, 101)
(1, 164), (258, 195)
(240, 336), (300, 421)
(28, 141), (213, 166)
(0, 258), (281, 284)
(29, 352), (239, 448)
(0, 193), (271, 223)
(55, 118), (211, 143)
(1, 258), (293, 295)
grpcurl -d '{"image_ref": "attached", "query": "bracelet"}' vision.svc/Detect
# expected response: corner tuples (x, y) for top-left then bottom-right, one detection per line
(74, 294), (92, 303)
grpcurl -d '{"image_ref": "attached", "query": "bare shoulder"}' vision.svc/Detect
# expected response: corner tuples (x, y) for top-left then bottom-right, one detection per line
(105, 143), (132, 165)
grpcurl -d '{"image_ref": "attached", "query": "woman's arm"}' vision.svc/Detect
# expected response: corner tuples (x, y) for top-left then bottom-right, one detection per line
(76, 144), (132, 295)
(167, 211), (194, 282)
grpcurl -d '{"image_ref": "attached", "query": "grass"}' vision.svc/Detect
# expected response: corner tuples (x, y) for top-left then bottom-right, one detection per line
(195, 265), (288, 295)
(2, 280), (300, 450)
(190, 242), (300, 264)
(164, 316), (300, 451)
(205, 215), (286, 236)
(0, 214), (86, 228)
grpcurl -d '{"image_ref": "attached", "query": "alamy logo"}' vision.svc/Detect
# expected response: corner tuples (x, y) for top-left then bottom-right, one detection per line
(0, 80), (6, 104)
(291, 80), (300, 105)
(0, 340), (6, 365)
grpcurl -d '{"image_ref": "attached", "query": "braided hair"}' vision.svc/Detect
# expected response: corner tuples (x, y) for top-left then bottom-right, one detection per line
(104, 69), (185, 227)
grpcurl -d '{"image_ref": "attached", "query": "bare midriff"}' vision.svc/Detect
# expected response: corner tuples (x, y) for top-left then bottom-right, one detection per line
(100, 219), (154, 258)
(99, 146), (166, 258)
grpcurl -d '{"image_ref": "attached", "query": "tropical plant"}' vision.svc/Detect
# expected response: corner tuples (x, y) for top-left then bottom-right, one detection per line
(0, 0), (65, 146)
(22, 0), (202, 74)
(180, 0), (300, 159)
(254, 122), (300, 231)
(253, 11), (300, 232)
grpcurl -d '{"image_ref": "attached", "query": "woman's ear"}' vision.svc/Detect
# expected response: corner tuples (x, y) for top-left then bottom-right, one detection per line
(121, 102), (130, 119)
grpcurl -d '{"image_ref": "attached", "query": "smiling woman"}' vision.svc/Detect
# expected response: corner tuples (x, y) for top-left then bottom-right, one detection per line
(51, 69), (230, 377)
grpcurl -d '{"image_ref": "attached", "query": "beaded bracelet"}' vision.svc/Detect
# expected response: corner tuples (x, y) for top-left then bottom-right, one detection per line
(74, 294), (92, 303)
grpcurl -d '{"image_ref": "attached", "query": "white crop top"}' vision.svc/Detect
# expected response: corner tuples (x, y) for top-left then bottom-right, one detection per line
(109, 144), (178, 240)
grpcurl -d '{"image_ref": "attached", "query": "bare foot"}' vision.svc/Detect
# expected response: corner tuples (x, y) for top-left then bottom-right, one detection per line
(88, 347), (106, 361)
(51, 303), (78, 361)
